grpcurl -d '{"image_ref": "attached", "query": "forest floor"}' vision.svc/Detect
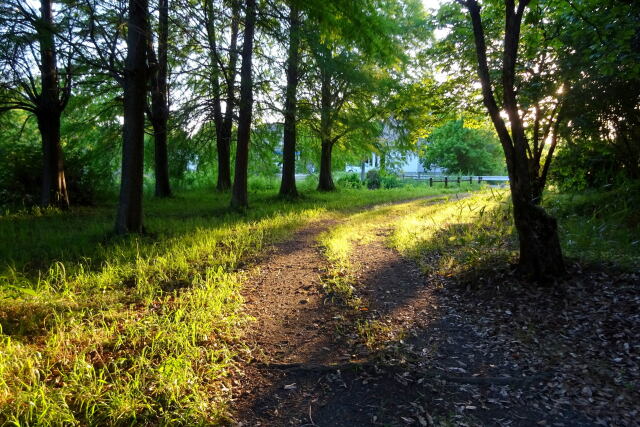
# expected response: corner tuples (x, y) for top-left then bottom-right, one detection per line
(231, 194), (639, 426)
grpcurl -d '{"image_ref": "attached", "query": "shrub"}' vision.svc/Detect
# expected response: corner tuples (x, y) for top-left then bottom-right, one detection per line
(0, 141), (113, 209)
(381, 173), (401, 189)
(366, 169), (381, 189)
(549, 142), (621, 192)
(248, 175), (279, 191)
(336, 173), (363, 189)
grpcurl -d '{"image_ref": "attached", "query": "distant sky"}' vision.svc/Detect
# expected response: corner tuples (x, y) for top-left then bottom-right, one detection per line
(421, 0), (444, 12)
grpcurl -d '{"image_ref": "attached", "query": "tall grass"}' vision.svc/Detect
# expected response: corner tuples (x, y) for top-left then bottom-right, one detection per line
(0, 183), (471, 424)
(546, 182), (640, 269)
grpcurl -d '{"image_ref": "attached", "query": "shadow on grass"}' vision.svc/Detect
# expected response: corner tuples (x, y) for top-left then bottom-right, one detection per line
(237, 218), (603, 426)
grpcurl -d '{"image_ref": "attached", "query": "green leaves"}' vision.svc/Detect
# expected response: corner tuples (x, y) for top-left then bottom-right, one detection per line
(421, 119), (505, 175)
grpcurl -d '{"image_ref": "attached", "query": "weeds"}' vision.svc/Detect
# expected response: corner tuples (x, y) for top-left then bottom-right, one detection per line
(0, 184), (463, 424)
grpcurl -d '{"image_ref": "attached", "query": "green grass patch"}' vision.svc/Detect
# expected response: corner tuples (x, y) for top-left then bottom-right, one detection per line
(391, 184), (640, 281)
(0, 183), (467, 424)
(546, 182), (640, 269)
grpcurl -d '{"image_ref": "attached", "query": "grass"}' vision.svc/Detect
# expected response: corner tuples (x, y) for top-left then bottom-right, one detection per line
(546, 181), (640, 269)
(317, 193), (465, 352)
(391, 190), (514, 278)
(318, 194), (455, 307)
(0, 182), (471, 424)
(2, 178), (635, 424)
(390, 184), (640, 279)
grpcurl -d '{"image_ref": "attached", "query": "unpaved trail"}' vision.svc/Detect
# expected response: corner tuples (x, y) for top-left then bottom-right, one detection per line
(230, 196), (596, 426)
(232, 218), (349, 425)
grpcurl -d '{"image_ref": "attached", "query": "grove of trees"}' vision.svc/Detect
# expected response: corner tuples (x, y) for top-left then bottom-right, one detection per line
(1, 0), (638, 279)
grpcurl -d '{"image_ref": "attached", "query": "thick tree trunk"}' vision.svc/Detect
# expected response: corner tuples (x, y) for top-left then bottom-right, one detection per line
(511, 191), (564, 279)
(116, 0), (148, 234)
(279, 4), (300, 198)
(38, 0), (69, 208)
(37, 110), (68, 208)
(230, 0), (256, 209)
(209, 0), (239, 192)
(317, 140), (335, 191)
(150, 0), (171, 198)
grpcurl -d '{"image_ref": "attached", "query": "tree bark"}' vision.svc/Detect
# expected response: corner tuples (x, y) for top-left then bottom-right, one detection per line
(216, 1), (240, 192)
(149, 0), (171, 198)
(512, 195), (564, 278)
(116, 0), (148, 234)
(204, 0), (229, 191)
(461, 0), (564, 280)
(279, 3), (300, 198)
(38, 0), (69, 208)
(230, 0), (256, 209)
(318, 139), (335, 191)
(317, 62), (335, 191)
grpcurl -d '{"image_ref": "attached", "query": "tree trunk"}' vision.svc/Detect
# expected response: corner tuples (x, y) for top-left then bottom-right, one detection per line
(279, 3), (300, 198)
(230, 0), (256, 209)
(317, 140), (335, 191)
(38, 0), (69, 208)
(150, 0), (171, 198)
(216, 0), (239, 191)
(37, 110), (68, 208)
(205, 0), (229, 192)
(462, 0), (565, 280)
(317, 62), (335, 192)
(512, 191), (564, 279)
(116, 0), (148, 234)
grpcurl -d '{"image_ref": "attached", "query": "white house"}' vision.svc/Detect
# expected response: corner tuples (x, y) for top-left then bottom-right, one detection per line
(346, 120), (445, 176)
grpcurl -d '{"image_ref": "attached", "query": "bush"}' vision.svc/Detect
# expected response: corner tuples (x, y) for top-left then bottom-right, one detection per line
(366, 169), (381, 189)
(298, 174), (318, 190)
(336, 173), (363, 189)
(0, 141), (41, 208)
(550, 142), (622, 192)
(381, 173), (401, 189)
(0, 141), (113, 209)
(248, 175), (279, 191)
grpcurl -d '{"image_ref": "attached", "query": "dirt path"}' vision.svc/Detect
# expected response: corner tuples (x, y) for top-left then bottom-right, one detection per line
(233, 219), (348, 425)
(230, 197), (603, 426)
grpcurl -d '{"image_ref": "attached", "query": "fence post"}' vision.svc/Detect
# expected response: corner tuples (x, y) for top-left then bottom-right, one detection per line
(429, 177), (433, 187)
(457, 176), (461, 186)
(417, 172), (421, 180)
(469, 176), (472, 184)
(478, 176), (482, 184)
(444, 176), (448, 188)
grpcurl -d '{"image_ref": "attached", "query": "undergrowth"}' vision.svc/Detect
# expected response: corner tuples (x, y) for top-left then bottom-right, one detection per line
(546, 182), (640, 269)
(0, 184), (469, 424)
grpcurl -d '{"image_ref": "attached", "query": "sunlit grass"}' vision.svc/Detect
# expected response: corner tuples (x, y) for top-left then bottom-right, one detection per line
(317, 193), (465, 351)
(391, 190), (513, 277)
(0, 183), (466, 424)
(318, 194), (453, 307)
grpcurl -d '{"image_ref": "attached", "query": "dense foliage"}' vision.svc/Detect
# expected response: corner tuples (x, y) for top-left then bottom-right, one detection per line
(421, 119), (504, 174)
